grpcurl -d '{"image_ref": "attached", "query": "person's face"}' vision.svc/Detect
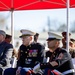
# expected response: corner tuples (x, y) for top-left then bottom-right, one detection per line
(34, 36), (38, 41)
(35, 36), (38, 40)
(0, 34), (5, 42)
(69, 42), (75, 49)
(21, 36), (32, 46)
(62, 39), (66, 45)
(47, 40), (57, 49)
(5, 37), (12, 43)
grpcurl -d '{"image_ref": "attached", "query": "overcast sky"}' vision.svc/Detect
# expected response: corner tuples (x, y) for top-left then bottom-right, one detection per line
(0, 8), (75, 32)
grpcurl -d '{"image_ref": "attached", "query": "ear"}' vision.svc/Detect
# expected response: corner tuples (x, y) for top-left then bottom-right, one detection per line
(55, 40), (60, 47)
(74, 44), (75, 47)
(30, 36), (33, 41)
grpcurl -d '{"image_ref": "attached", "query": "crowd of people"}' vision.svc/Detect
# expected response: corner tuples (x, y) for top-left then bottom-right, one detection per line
(0, 29), (75, 75)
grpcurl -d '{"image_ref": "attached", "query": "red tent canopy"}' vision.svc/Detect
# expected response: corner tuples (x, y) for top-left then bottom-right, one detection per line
(0, 0), (75, 52)
(0, 0), (75, 11)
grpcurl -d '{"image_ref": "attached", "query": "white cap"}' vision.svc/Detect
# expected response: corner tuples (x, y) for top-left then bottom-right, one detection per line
(0, 30), (6, 37)
(47, 32), (63, 41)
(19, 29), (36, 38)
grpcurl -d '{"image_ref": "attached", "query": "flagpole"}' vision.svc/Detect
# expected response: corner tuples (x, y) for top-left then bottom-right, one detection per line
(66, 0), (70, 52)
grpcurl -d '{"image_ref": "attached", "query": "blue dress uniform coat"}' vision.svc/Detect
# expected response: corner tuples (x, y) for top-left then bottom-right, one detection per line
(0, 41), (13, 74)
(17, 42), (44, 68)
(4, 43), (45, 75)
(40, 48), (75, 75)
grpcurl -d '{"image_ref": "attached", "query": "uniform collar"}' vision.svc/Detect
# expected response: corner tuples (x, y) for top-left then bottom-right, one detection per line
(0, 41), (5, 45)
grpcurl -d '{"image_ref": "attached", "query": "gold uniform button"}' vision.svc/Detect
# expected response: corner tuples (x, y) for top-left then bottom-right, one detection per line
(21, 50), (23, 52)
(27, 49), (29, 50)
(25, 52), (27, 53)
(26, 59), (27, 60)
(54, 52), (55, 53)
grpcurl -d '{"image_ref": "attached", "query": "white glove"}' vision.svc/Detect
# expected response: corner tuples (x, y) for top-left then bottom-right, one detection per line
(33, 63), (40, 74)
(22, 67), (31, 72)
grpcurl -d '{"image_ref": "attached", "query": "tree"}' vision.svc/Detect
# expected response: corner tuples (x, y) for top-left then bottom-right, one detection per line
(70, 21), (75, 32)
(0, 13), (10, 30)
(57, 24), (67, 31)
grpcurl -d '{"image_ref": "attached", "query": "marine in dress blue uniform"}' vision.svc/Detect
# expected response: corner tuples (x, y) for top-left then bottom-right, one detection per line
(33, 32), (75, 75)
(4, 29), (45, 75)
(0, 30), (13, 75)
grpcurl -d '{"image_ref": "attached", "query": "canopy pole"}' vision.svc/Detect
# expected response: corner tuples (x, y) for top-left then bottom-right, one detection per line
(66, 0), (70, 52)
(11, 10), (14, 46)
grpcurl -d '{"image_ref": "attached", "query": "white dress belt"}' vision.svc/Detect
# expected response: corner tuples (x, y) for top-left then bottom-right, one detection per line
(62, 69), (75, 74)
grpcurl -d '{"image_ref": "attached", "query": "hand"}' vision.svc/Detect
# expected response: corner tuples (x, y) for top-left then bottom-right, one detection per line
(33, 63), (40, 74)
(16, 67), (22, 75)
(50, 61), (58, 66)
